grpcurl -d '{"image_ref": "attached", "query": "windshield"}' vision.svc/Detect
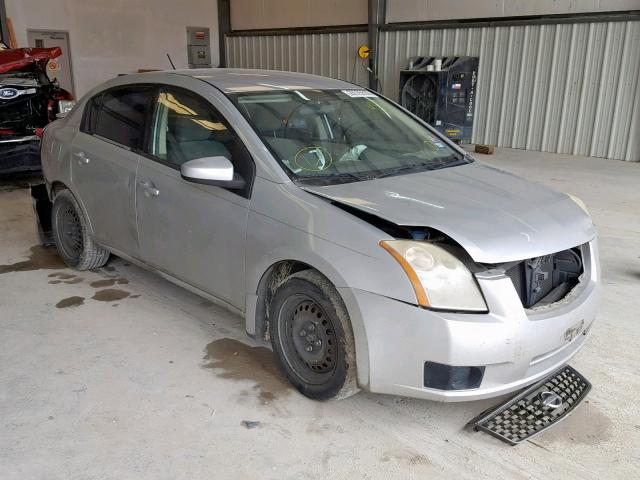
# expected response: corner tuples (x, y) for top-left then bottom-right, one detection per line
(229, 89), (470, 185)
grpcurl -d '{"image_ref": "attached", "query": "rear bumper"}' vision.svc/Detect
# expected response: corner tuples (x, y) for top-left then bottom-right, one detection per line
(0, 137), (41, 174)
(341, 240), (601, 402)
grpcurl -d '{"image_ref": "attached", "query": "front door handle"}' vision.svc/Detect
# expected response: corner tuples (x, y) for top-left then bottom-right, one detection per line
(138, 180), (160, 197)
(73, 151), (90, 164)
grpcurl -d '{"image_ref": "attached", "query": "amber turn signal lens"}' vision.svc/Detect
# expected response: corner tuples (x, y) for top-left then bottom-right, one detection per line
(379, 240), (430, 307)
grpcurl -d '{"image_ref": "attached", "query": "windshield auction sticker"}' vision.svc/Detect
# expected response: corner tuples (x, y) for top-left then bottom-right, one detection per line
(341, 89), (377, 98)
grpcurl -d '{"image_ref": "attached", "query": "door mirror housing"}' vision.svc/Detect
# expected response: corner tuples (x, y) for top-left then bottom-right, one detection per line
(180, 156), (245, 190)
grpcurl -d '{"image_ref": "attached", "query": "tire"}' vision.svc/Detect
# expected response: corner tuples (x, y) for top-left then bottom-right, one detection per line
(51, 189), (109, 270)
(269, 269), (359, 401)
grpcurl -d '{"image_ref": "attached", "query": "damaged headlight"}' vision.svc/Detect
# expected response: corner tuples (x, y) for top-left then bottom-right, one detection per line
(380, 240), (487, 312)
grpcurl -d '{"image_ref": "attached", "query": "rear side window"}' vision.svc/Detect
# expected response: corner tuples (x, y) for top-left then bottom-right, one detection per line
(94, 87), (153, 149)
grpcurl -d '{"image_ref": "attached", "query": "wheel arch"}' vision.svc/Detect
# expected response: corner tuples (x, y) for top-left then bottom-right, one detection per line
(49, 180), (69, 198)
(246, 254), (370, 389)
(250, 259), (317, 341)
(47, 180), (95, 235)
(247, 252), (351, 340)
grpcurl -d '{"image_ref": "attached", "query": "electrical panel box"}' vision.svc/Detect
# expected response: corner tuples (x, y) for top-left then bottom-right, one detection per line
(186, 27), (211, 68)
(399, 56), (479, 143)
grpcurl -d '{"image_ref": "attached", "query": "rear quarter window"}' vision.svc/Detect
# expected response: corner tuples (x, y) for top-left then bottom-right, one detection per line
(80, 94), (102, 134)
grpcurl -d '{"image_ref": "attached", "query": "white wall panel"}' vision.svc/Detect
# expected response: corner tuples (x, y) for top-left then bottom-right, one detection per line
(5, 0), (219, 97)
(231, 0), (367, 31)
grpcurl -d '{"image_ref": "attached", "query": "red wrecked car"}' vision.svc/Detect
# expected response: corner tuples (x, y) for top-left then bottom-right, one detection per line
(0, 47), (74, 174)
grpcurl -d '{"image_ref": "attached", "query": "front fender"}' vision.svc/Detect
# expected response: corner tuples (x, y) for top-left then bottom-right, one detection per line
(244, 239), (373, 389)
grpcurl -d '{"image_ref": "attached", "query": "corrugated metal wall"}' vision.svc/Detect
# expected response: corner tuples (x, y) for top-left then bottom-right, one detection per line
(380, 21), (640, 161)
(225, 32), (370, 87)
(226, 19), (640, 161)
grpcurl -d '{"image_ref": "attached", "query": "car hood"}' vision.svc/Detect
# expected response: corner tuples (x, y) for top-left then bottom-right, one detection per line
(0, 47), (62, 74)
(301, 162), (595, 263)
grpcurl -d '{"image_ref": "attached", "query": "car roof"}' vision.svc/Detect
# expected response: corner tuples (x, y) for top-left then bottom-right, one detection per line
(162, 68), (359, 93)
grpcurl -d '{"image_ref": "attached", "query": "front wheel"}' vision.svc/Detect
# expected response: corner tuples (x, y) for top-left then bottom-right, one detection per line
(51, 189), (109, 270)
(269, 270), (359, 400)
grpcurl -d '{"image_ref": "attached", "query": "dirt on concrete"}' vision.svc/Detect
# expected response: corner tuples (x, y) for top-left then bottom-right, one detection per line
(90, 278), (129, 288)
(91, 288), (131, 302)
(56, 296), (85, 309)
(0, 245), (64, 274)
(202, 338), (291, 404)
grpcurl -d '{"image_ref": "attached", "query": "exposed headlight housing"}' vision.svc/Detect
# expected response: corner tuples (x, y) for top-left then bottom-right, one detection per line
(567, 193), (589, 215)
(56, 100), (76, 118)
(380, 240), (487, 312)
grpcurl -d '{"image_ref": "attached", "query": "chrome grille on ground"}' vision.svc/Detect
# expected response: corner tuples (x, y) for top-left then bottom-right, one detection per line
(467, 365), (591, 445)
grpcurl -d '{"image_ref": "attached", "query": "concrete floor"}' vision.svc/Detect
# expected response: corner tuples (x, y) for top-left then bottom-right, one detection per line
(0, 148), (638, 479)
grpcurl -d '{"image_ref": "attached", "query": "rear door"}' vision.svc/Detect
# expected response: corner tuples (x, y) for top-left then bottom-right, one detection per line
(134, 86), (254, 309)
(71, 85), (154, 257)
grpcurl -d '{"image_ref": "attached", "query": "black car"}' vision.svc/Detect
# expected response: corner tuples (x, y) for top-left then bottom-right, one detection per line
(0, 47), (74, 174)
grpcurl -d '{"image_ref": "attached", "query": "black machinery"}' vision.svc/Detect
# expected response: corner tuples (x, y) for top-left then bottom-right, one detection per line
(399, 56), (479, 143)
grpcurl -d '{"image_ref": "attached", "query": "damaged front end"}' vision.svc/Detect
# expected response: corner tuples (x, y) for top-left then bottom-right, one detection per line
(324, 194), (597, 426)
(0, 47), (73, 174)
(307, 174), (594, 315)
(500, 248), (584, 309)
(330, 198), (587, 311)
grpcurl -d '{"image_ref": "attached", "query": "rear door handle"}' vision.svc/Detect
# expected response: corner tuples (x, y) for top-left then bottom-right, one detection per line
(138, 180), (160, 197)
(73, 151), (90, 164)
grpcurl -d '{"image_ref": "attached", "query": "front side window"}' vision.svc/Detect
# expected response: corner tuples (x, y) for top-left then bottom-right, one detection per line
(229, 89), (470, 185)
(94, 87), (153, 149)
(150, 89), (234, 167)
(148, 87), (254, 196)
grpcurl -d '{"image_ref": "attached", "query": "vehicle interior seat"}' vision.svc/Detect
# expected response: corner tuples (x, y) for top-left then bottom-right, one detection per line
(167, 115), (231, 164)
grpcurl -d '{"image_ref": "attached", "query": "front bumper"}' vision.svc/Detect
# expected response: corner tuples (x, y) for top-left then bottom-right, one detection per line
(341, 240), (601, 402)
(0, 136), (41, 174)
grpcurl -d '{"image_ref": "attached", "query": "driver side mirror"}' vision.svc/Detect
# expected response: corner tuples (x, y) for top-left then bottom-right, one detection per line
(180, 156), (245, 190)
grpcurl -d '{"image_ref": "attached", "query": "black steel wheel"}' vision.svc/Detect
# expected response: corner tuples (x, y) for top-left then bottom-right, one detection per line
(269, 270), (359, 400)
(57, 201), (83, 260)
(279, 295), (338, 383)
(52, 189), (109, 270)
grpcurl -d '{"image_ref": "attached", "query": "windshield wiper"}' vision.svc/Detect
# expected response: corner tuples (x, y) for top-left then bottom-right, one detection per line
(373, 155), (467, 179)
(296, 171), (366, 185)
(373, 164), (426, 179)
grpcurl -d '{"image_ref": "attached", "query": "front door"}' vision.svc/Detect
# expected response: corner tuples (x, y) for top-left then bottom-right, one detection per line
(135, 86), (254, 309)
(71, 85), (155, 257)
(27, 30), (74, 96)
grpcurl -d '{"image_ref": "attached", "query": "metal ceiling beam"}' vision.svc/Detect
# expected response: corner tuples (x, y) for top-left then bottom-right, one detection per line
(368, 0), (386, 91)
(0, 0), (9, 46)
(217, 0), (231, 67)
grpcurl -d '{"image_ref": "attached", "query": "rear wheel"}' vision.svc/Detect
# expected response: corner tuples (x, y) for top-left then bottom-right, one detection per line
(51, 189), (109, 270)
(269, 270), (359, 400)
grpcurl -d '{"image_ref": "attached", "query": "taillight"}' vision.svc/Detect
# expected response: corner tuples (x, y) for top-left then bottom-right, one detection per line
(47, 99), (56, 121)
(57, 100), (76, 117)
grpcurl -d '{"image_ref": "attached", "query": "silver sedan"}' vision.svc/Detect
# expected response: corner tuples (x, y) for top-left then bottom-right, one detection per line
(40, 69), (600, 401)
